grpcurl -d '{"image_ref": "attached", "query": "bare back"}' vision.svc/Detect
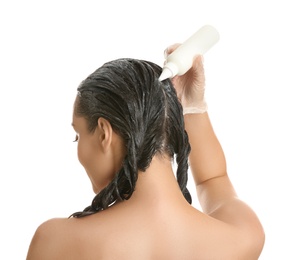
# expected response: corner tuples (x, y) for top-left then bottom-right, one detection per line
(28, 195), (256, 260)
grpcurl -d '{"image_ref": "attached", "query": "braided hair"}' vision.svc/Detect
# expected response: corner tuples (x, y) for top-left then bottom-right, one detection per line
(70, 58), (191, 218)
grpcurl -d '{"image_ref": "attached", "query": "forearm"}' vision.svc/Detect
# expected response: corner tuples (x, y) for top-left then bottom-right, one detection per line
(184, 112), (227, 185)
(184, 112), (240, 214)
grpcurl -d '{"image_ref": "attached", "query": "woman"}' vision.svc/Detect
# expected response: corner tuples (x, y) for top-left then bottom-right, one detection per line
(26, 45), (265, 259)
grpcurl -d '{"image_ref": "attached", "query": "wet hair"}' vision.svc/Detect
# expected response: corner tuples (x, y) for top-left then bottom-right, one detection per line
(70, 58), (191, 218)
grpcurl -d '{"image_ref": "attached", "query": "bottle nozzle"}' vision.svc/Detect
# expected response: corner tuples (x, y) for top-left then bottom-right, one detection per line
(159, 67), (173, 81)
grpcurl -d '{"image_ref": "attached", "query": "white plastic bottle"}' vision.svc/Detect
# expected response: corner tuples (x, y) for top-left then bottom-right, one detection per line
(159, 25), (220, 81)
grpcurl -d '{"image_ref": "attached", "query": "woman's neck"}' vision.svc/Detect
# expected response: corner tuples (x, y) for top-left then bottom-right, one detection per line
(127, 155), (188, 207)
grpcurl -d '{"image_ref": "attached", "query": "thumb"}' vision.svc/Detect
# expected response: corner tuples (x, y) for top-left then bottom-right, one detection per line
(164, 43), (181, 58)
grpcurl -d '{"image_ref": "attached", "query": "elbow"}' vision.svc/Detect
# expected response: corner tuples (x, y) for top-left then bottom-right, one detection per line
(254, 223), (266, 258)
(243, 219), (266, 259)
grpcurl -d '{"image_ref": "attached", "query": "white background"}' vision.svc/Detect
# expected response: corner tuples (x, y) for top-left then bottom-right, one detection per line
(1, 0), (297, 259)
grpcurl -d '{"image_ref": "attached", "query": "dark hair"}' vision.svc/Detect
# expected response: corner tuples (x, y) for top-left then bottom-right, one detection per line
(70, 58), (191, 218)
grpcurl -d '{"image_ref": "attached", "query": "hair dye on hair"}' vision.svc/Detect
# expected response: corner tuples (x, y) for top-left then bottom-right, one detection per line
(70, 58), (191, 218)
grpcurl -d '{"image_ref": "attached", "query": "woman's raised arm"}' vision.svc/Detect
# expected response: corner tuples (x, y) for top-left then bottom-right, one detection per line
(166, 46), (265, 256)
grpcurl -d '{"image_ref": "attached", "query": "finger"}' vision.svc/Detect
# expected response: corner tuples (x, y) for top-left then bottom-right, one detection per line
(193, 54), (204, 64)
(164, 43), (181, 58)
(192, 55), (204, 70)
(171, 75), (178, 85)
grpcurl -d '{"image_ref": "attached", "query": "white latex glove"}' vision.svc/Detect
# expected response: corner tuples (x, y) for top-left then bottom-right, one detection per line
(164, 44), (207, 115)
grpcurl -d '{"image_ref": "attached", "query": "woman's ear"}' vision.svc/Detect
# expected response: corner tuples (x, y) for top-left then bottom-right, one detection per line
(97, 117), (113, 153)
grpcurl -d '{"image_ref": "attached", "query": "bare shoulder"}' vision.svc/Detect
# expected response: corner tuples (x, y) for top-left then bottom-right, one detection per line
(185, 203), (265, 259)
(26, 217), (79, 260)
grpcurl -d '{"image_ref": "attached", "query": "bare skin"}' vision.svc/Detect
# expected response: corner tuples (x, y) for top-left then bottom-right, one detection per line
(27, 54), (265, 259)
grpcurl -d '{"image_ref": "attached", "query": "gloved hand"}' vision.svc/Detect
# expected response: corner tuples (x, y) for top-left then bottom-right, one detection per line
(164, 44), (207, 115)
